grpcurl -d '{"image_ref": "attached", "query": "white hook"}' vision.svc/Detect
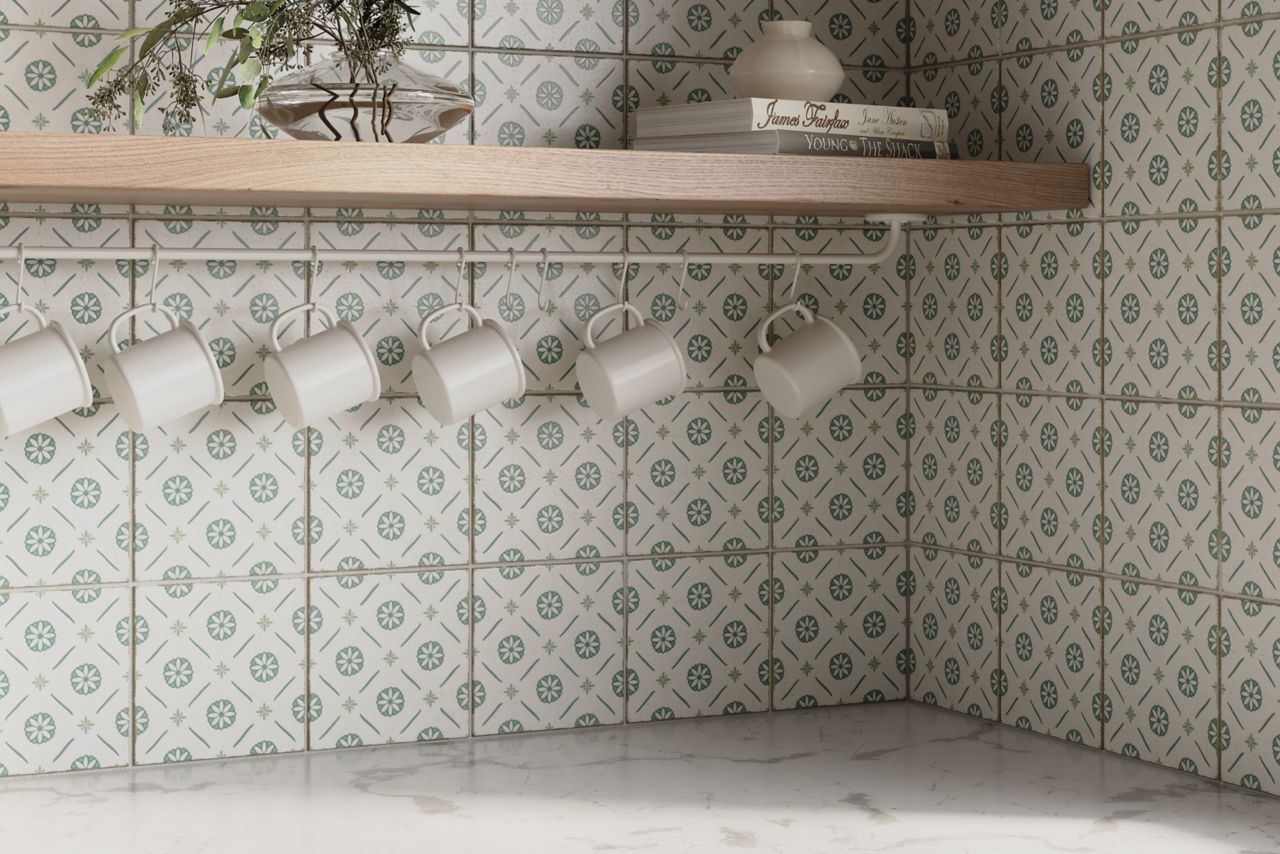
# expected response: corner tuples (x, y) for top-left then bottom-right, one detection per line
(453, 246), (467, 304)
(12, 244), (24, 307)
(147, 244), (160, 305)
(615, 250), (631, 303)
(786, 252), (802, 301)
(675, 250), (691, 311)
(537, 248), (552, 312)
(503, 247), (517, 301)
(307, 245), (320, 286)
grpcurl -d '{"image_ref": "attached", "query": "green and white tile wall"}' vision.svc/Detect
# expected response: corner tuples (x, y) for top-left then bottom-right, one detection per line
(0, 2), (919, 776)
(905, 0), (1280, 795)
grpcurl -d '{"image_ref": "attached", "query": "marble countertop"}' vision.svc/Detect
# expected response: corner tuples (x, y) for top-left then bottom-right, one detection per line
(0, 703), (1276, 853)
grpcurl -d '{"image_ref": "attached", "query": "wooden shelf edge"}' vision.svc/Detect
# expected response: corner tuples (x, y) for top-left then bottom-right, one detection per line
(0, 132), (1091, 216)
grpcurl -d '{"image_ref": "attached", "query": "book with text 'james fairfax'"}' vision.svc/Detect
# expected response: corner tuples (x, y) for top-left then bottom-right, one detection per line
(632, 130), (959, 159)
(631, 98), (950, 143)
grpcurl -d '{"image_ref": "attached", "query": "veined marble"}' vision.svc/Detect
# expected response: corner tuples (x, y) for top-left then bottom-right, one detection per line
(0, 703), (1276, 854)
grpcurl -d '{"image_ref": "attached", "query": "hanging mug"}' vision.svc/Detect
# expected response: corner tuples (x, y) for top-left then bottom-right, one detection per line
(413, 302), (526, 424)
(264, 302), (380, 429)
(102, 303), (225, 431)
(575, 302), (686, 419)
(753, 302), (861, 419)
(0, 302), (92, 436)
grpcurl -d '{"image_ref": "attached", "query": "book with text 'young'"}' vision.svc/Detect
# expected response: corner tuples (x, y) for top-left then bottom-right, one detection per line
(631, 130), (958, 159)
(632, 98), (950, 143)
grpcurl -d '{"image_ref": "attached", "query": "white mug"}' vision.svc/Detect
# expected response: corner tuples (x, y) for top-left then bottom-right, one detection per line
(264, 302), (380, 428)
(754, 302), (862, 419)
(575, 302), (686, 420)
(413, 302), (526, 424)
(0, 303), (92, 437)
(102, 303), (225, 431)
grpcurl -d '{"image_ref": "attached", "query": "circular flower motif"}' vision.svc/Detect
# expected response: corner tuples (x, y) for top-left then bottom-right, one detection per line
(206, 699), (237, 730)
(336, 645), (364, 676)
(417, 640), (445, 671)
(24, 712), (55, 744)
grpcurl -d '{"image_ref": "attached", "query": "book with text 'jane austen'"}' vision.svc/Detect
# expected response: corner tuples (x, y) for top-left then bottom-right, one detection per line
(631, 98), (950, 143)
(632, 130), (958, 159)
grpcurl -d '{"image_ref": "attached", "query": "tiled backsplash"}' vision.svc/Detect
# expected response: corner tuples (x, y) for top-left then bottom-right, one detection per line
(0, 2), (917, 775)
(906, 0), (1280, 795)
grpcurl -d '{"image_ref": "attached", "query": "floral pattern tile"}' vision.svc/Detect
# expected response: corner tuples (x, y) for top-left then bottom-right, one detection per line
(0, 586), (130, 776)
(472, 561), (624, 734)
(911, 390), (1001, 555)
(1004, 0), (1099, 52)
(1102, 216), (1217, 400)
(775, 0), (908, 67)
(910, 546), (1000, 719)
(1003, 221), (1103, 394)
(911, 226), (1000, 388)
(1002, 561), (1102, 745)
(1219, 20), (1280, 211)
(136, 404), (304, 584)
(473, 396), (625, 563)
(1106, 0), (1216, 38)
(628, 554), (769, 720)
(1220, 411), (1280, 599)
(135, 579), (306, 764)
(629, 1), (767, 61)
(775, 388), (908, 552)
(1222, 215), (1280, 403)
(1102, 577), (1221, 779)
(473, 52), (625, 149)
(911, 59), (1001, 164)
(1102, 402), (1218, 587)
(0, 28), (119, 134)
(1004, 393), (1102, 573)
(1103, 31), (1218, 217)
(626, 391), (768, 556)
(911, 0), (1002, 65)
(773, 547), (908, 709)
(1220, 595), (1280, 794)
(309, 569), (471, 748)
(476, 0), (622, 51)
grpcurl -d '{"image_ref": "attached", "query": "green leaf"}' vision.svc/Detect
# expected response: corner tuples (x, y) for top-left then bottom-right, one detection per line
(133, 87), (144, 127)
(237, 57), (262, 84)
(115, 26), (153, 41)
(237, 83), (257, 110)
(204, 16), (224, 56)
(241, 2), (270, 22)
(87, 44), (126, 88)
(213, 85), (239, 99)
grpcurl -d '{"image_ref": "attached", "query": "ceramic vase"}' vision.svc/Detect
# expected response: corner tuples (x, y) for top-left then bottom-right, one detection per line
(729, 20), (845, 102)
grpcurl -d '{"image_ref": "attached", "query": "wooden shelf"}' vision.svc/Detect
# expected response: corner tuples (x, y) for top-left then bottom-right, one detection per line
(0, 132), (1089, 217)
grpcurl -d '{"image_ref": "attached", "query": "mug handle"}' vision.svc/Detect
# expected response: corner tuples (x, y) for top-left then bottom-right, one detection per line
(418, 302), (483, 351)
(270, 302), (336, 353)
(584, 302), (645, 350)
(757, 301), (815, 354)
(109, 303), (179, 354)
(0, 302), (49, 333)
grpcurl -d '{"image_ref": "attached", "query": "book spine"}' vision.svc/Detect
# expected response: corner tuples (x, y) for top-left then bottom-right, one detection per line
(776, 133), (957, 159)
(749, 99), (949, 142)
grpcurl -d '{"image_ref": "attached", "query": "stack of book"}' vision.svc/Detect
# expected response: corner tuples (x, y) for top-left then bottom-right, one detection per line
(629, 97), (957, 159)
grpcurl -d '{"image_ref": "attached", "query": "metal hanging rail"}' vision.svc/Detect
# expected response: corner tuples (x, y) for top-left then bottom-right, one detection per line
(0, 216), (917, 269)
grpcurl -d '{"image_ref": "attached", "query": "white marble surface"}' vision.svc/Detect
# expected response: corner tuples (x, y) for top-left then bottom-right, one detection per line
(1, 703), (1277, 853)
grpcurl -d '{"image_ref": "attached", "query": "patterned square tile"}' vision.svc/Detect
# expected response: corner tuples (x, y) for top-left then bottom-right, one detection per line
(473, 224), (624, 394)
(1001, 47), (1103, 220)
(1222, 215), (1280, 403)
(773, 547), (908, 709)
(910, 546), (1000, 718)
(473, 52), (624, 149)
(1004, 0), (1099, 52)
(629, 0), (768, 60)
(310, 569), (470, 748)
(1002, 562), (1102, 745)
(911, 0), (1002, 64)
(0, 407), (129, 588)
(0, 586), (130, 776)
(475, 0), (623, 52)
(136, 404), (304, 585)
(474, 395), (625, 564)
(775, 0), (908, 67)
(775, 388), (908, 551)
(1222, 0), (1267, 21)
(408, 0), (475, 47)
(1102, 577), (1220, 779)
(134, 218), (306, 398)
(135, 578), (306, 764)
(774, 226), (909, 386)
(1221, 595), (1280, 794)
(311, 400), (470, 572)
(1102, 402), (1217, 586)
(627, 391), (768, 556)
(1004, 393), (1102, 573)
(1221, 410), (1280, 599)
(309, 221), (469, 396)
(628, 226), (768, 391)
(1103, 31), (1218, 217)
(5, 1), (129, 29)
(472, 561), (624, 734)
(912, 389), (1001, 554)
(911, 226), (1000, 389)
(1003, 221), (1103, 394)
(628, 554), (769, 720)
(0, 27), (119, 134)
(911, 59), (1001, 165)
(1106, 0), (1216, 38)
(1220, 20), (1280, 211)
(1102, 217), (1217, 400)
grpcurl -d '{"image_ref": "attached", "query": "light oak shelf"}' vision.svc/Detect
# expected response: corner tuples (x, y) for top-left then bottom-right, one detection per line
(0, 132), (1090, 217)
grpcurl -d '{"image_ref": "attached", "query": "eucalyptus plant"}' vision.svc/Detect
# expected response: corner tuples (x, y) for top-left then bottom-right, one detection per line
(88, 0), (418, 133)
